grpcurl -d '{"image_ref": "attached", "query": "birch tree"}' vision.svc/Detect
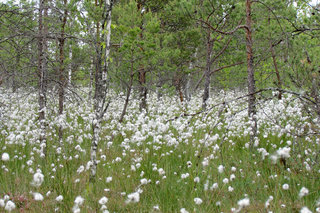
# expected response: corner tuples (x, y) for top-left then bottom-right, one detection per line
(90, 0), (114, 182)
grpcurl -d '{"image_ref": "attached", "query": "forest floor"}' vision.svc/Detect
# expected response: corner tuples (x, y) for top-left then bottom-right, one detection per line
(0, 88), (319, 213)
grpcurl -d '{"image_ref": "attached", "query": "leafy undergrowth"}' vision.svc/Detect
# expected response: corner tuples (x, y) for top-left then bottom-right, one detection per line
(0, 88), (319, 213)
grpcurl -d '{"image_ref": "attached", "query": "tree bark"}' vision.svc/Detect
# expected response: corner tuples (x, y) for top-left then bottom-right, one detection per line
(90, 0), (113, 182)
(89, 56), (94, 100)
(68, 44), (72, 86)
(245, 0), (257, 146)
(174, 73), (184, 103)
(270, 41), (282, 99)
(58, 0), (68, 144)
(139, 67), (147, 112)
(268, 17), (282, 99)
(38, 0), (48, 157)
(184, 73), (191, 102)
(12, 52), (19, 93)
(119, 50), (134, 123)
(137, 1), (147, 112)
(202, 30), (212, 110)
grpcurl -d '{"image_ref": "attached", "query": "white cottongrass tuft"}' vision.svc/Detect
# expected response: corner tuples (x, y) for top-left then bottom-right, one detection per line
(106, 176), (112, 183)
(218, 165), (224, 173)
(270, 154), (279, 164)
(1, 153), (10, 161)
(76, 165), (84, 174)
(270, 147), (291, 164)
(99, 196), (108, 205)
(56, 195), (63, 202)
(31, 170), (44, 187)
(4, 200), (16, 212)
(237, 198), (250, 207)
(72, 207), (80, 213)
(72, 196), (84, 213)
(158, 168), (165, 176)
(277, 147), (291, 158)
(210, 183), (218, 190)
(33, 192), (44, 201)
(194, 197), (203, 205)
(180, 208), (189, 213)
(282, 184), (289, 190)
(74, 196), (84, 206)
(153, 205), (160, 211)
(0, 199), (5, 207)
(235, 197), (250, 213)
(126, 192), (140, 204)
(223, 178), (229, 184)
(300, 206), (312, 213)
(228, 186), (234, 192)
(194, 177), (200, 183)
(265, 196), (273, 208)
(299, 187), (309, 198)
(140, 178), (148, 185)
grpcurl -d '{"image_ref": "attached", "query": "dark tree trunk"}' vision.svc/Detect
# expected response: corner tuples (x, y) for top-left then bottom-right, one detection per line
(12, 53), (19, 93)
(311, 73), (320, 119)
(245, 0), (257, 146)
(137, 1), (147, 112)
(119, 50), (134, 123)
(175, 75), (184, 103)
(268, 17), (282, 99)
(270, 42), (282, 99)
(139, 67), (147, 112)
(202, 30), (212, 110)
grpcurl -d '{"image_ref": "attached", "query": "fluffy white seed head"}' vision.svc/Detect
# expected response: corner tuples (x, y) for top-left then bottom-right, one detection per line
(4, 200), (16, 212)
(56, 195), (63, 202)
(126, 192), (140, 204)
(194, 197), (203, 205)
(31, 171), (44, 187)
(299, 187), (309, 198)
(1, 153), (10, 161)
(98, 196), (108, 205)
(33, 192), (44, 201)
(300, 207), (312, 213)
(74, 196), (84, 206)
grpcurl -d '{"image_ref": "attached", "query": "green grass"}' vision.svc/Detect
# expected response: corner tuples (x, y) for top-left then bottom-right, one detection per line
(0, 92), (319, 213)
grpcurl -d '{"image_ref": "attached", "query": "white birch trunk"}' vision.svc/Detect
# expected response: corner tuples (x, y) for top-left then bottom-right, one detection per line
(68, 45), (72, 85)
(90, 0), (113, 182)
(38, 0), (48, 157)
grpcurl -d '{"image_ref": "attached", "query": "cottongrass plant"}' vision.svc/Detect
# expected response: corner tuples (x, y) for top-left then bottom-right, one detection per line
(0, 87), (319, 212)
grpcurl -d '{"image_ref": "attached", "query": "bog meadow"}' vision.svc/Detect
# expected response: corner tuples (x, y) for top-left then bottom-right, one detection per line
(0, 0), (320, 212)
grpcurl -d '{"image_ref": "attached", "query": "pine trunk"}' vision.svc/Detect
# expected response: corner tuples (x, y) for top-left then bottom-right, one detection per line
(120, 50), (134, 123)
(202, 30), (212, 110)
